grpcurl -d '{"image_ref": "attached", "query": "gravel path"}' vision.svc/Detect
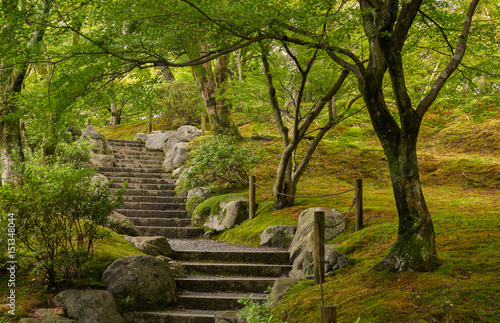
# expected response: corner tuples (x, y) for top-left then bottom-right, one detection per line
(169, 238), (285, 252)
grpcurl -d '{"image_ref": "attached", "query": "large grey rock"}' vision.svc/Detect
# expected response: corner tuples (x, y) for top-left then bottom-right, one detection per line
(81, 125), (111, 154)
(269, 277), (299, 304)
(53, 289), (125, 323)
(203, 198), (249, 232)
(172, 166), (185, 179)
(289, 246), (348, 280)
(91, 173), (109, 187)
(215, 311), (244, 323)
(90, 152), (115, 168)
(187, 187), (210, 199)
(176, 125), (201, 142)
(145, 131), (175, 151)
(289, 207), (345, 261)
(156, 255), (187, 278)
(163, 142), (189, 172)
(133, 133), (148, 143)
(163, 135), (182, 154)
(102, 255), (176, 311)
(105, 212), (141, 237)
(260, 225), (297, 248)
(123, 236), (172, 257)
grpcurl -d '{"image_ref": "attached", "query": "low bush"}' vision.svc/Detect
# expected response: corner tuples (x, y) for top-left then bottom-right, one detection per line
(0, 149), (125, 291)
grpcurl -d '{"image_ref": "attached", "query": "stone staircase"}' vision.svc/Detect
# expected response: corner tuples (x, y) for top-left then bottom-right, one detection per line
(124, 248), (292, 323)
(99, 139), (292, 323)
(100, 139), (203, 239)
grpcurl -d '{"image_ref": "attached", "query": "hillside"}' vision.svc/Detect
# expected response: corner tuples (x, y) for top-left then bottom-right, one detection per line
(97, 102), (500, 322)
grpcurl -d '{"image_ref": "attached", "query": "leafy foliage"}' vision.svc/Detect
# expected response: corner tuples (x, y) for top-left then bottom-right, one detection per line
(237, 290), (285, 323)
(161, 80), (204, 125)
(184, 136), (262, 190)
(0, 149), (125, 290)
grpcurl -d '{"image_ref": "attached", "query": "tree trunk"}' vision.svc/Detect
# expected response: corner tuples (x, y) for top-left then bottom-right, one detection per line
(110, 98), (118, 125)
(191, 49), (240, 138)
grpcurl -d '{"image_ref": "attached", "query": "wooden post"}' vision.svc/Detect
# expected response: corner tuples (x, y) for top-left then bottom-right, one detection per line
(355, 178), (363, 231)
(86, 119), (91, 126)
(249, 175), (256, 220)
(201, 113), (207, 136)
(320, 306), (337, 323)
(314, 211), (325, 285)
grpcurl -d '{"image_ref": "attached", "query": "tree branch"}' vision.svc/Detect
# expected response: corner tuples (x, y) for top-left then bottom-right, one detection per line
(417, 0), (480, 119)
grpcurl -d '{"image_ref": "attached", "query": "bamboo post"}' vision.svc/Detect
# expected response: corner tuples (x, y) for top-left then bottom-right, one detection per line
(320, 306), (337, 323)
(249, 175), (256, 220)
(355, 178), (363, 231)
(314, 211), (325, 285)
(201, 113), (207, 136)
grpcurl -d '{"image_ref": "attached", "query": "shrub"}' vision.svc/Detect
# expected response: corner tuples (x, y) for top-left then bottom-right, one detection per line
(184, 136), (262, 190)
(0, 153), (125, 290)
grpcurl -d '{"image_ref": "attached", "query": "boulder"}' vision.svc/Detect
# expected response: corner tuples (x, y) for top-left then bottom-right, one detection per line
(53, 289), (125, 323)
(21, 315), (76, 322)
(163, 136), (182, 154)
(101, 255), (177, 311)
(203, 198), (249, 233)
(186, 187), (210, 217)
(90, 152), (115, 168)
(260, 225), (297, 248)
(215, 311), (244, 323)
(133, 133), (148, 143)
(163, 142), (189, 172)
(106, 212), (141, 237)
(145, 130), (175, 151)
(289, 207), (345, 261)
(91, 173), (109, 187)
(289, 246), (348, 280)
(172, 166), (185, 179)
(269, 277), (299, 304)
(81, 125), (111, 154)
(176, 125), (201, 142)
(123, 236), (172, 257)
(156, 255), (187, 278)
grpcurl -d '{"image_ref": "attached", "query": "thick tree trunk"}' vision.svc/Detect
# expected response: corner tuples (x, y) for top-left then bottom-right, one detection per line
(191, 51), (240, 138)
(376, 138), (438, 272)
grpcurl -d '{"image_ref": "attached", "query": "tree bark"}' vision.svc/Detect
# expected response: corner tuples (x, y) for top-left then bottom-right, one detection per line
(191, 47), (240, 138)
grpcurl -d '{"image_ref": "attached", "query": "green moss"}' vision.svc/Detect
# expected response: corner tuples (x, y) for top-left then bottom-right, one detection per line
(186, 195), (205, 217)
(191, 194), (245, 228)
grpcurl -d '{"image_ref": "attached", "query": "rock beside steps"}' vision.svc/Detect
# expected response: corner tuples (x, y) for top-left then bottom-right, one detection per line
(124, 248), (292, 323)
(100, 139), (203, 239)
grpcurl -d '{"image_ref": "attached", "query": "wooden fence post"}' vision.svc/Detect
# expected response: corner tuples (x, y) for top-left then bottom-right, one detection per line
(320, 306), (337, 323)
(355, 178), (363, 232)
(201, 113), (207, 136)
(314, 211), (325, 285)
(86, 119), (91, 126)
(249, 175), (256, 220)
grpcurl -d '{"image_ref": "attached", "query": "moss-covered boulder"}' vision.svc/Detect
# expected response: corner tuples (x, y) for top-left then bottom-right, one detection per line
(191, 194), (248, 232)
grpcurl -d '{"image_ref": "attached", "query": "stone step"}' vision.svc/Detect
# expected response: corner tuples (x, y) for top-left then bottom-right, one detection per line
(176, 292), (266, 311)
(111, 145), (151, 151)
(108, 139), (144, 146)
(139, 226), (204, 239)
(130, 217), (191, 227)
(173, 250), (291, 265)
(100, 171), (171, 179)
(110, 182), (176, 190)
(181, 262), (292, 277)
(122, 195), (185, 203)
(109, 177), (175, 184)
(176, 277), (276, 293)
(113, 159), (164, 166)
(112, 189), (177, 197)
(98, 166), (164, 173)
(119, 202), (185, 211)
(117, 209), (188, 218)
(112, 150), (162, 157)
(113, 155), (164, 162)
(124, 310), (215, 323)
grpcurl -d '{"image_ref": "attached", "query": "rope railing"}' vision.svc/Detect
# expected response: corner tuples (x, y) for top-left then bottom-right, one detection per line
(245, 175), (363, 232)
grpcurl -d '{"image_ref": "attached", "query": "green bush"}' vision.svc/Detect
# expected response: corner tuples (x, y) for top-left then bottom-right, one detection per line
(0, 153), (125, 290)
(184, 136), (262, 190)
